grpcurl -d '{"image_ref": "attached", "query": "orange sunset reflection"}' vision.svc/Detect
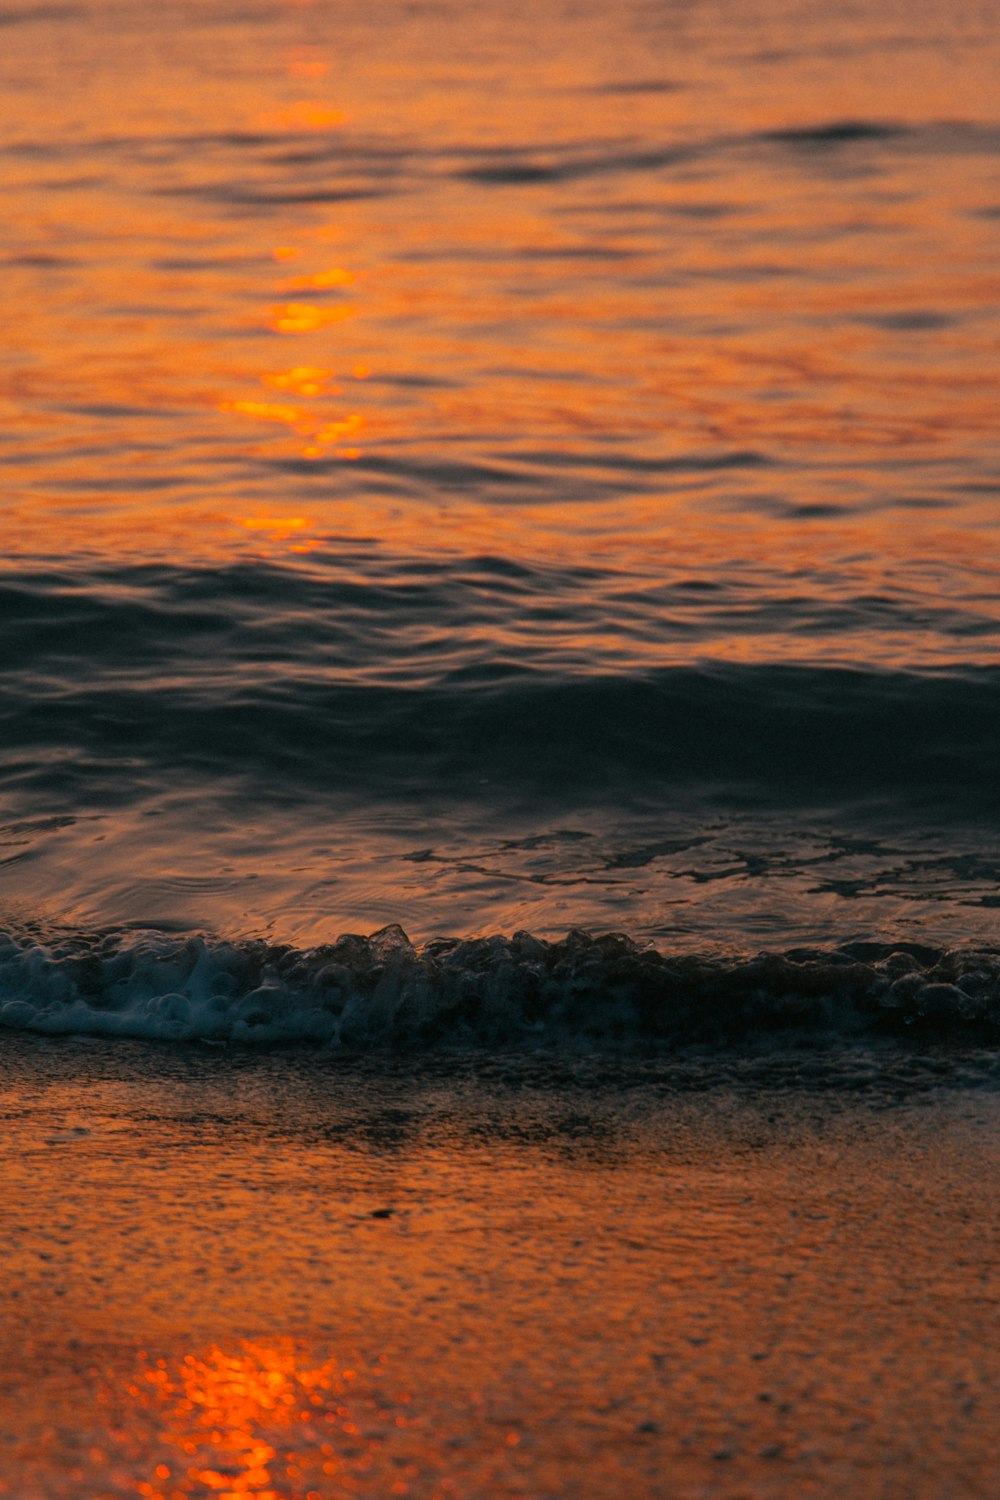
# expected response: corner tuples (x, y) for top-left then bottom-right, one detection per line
(127, 1341), (407, 1500)
(0, 0), (995, 676)
(284, 269), (355, 292)
(270, 303), (356, 334)
(255, 103), (347, 132)
(263, 368), (336, 397)
(215, 235), (365, 465)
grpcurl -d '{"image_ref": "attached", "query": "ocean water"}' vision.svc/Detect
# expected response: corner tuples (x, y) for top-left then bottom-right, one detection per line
(2, 0), (1000, 1046)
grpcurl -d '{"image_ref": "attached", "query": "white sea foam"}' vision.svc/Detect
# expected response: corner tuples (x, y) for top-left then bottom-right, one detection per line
(0, 926), (996, 1049)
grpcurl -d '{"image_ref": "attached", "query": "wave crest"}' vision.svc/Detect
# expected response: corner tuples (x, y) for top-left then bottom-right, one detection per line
(0, 926), (997, 1049)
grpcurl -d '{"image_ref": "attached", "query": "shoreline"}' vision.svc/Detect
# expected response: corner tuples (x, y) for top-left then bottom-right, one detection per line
(2, 927), (999, 1051)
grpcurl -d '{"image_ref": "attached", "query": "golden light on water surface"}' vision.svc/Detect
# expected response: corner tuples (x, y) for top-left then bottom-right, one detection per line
(128, 1343), (372, 1500)
(0, 0), (995, 671)
(255, 103), (347, 132)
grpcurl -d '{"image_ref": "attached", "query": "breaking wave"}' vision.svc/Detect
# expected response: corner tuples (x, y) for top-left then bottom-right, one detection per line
(1, 925), (997, 1050)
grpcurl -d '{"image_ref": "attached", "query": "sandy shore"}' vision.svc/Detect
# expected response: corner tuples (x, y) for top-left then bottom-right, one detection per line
(0, 1038), (997, 1499)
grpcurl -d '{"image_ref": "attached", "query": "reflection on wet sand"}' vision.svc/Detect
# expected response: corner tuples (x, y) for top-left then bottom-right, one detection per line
(128, 1341), (418, 1500)
(131, 1350), (359, 1500)
(2, 1060), (997, 1500)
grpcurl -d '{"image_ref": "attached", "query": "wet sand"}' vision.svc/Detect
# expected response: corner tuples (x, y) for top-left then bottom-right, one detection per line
(0, 1039), (997, 1499)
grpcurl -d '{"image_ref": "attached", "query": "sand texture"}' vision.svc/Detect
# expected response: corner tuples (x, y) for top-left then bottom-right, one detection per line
(0, 1040), (997, 1499)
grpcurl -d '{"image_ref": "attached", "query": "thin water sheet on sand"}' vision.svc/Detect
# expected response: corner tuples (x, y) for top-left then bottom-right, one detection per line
(1, 1038), (997, 1500)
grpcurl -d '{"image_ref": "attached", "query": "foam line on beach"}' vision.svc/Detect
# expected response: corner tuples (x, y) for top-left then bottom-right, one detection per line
(1, 925), (997, 1049)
